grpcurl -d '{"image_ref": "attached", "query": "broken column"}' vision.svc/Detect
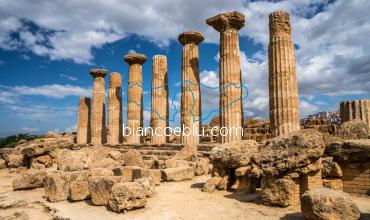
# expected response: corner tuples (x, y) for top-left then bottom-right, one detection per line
(90, 69), (108, 145)
(124, 53), (147, 144)
(77, 97), (91, 144)
(178, 31), (203, 146)
(268, 11), (300, 137)
(206, 11), (245, 143)
(150, 55), (169, 144)
(107, 72), (123, 144)
(340, 99), (370, 132)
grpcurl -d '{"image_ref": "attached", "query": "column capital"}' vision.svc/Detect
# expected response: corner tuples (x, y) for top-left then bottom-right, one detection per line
(206, 11), (245, 32)
(90, 69), (108, 78)
(123, 53), (147, 65)
(178, 31), (204, 45)
(269, 11), (291, 35)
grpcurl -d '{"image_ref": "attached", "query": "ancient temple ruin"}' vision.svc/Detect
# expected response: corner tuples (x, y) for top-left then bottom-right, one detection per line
(340, 100), (370, 132)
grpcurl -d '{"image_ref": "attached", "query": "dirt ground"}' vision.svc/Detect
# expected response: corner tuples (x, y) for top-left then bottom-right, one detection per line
(0, 169), (369, 220)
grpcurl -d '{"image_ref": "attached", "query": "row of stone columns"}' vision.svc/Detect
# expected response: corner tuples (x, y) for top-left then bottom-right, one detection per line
(340, 100), (370, 132)
(77, 10), (301, 145)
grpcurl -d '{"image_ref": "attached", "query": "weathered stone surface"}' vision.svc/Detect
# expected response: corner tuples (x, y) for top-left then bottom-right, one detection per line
(301, 187), (360, 220)
(232, 175), (256, 193)
(194, 158), (209, 176)
(179, 31), (203, 146)
(268, 11), (300, 137)
(31, 155), (52, 169)
(124, 53), (147, 144)
(44, 171), (70, 202)
(135, 177), (156, 198)
(69, 170), (91, 201)
(0, 158), (6, 169)
(164, 159), (191, 168)
(326, 139), (370, 162)
(323, 179), (343, 190)
(107, 72), (123, 145)
(57, 149), (87, 171)
(90, 69), (108, 145)
(162, 167), (194, 181)
(210, 140), (259, 170)
(19, 138), (73, 158)
(140, 169), (161, 186)
(322, 157), (342, 178)
(207, 11), (245, 143)
(112, 166), (142, 181)
(261, 176), (300, 207)
(6, 154), (24, 168)
(337, 119), (368, 139)
(12, 169), (46, 190)
(202, 176), (222, 193)
(340, 99), (370, 133)
(253, 130), (325, 177)
(150, 55), (169, 144)
(124, 149), (143, 167)
(45, 131), (62, 138)
(77, 97), (91, 144)
(90, 168), (114, 177)
(88, 176), (122, 206)
(108, 182), (147, 212)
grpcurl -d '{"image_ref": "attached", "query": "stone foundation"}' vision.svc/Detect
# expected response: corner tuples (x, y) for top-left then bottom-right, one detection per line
(340, 162), (370, 195)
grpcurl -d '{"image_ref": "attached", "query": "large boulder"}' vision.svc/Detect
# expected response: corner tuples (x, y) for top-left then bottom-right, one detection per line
(85, 146), (121, 169)
(210, 140), (259, 170)
(194, 158), (209, 176)
(261, 176), (299, 207)
(124, 149), (143, 167)
(161, 167), (194, 181)
(69, 170), (91, 201)
(44, 171), (70, 202)
(20, 138), (73, 158)
(326, 139), (370, 163)
(337, 119), (368, 139)
(0, 158), (7, 169)
(321, 157), (342, 178)
(108, 182), (148, 212)
(112, 166), (142, 182)
(202, 176), (222, 193)
(12, 169), (47, 190)
(31, 155), (53, 169)
(88, 176), (122, 206)
(6, 154), (24, 168)
(301, 187), (360, 220)
(57, 149), (87, 171)
(253, 130), (325, 177)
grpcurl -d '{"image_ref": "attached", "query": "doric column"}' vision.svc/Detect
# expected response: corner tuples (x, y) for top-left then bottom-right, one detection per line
(340, 99), (370, 132)
(107, 72), (123, 145)
(90, 69), (108, 145)
(206, 11), (245, 143)
(268, 11), (300, 137)
(179, 31), (203, 146)
(124, 53), (147, 144)
(150, 55), (169, 144)
(77, 97), (91, 144)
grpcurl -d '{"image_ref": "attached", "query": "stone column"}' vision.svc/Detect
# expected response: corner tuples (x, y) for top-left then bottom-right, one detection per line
(150, 55), (169, 144)
(77, 97), (91, 144)
(179, 31), (203, 146)
(206, 11), (245, 143)
(107, 72), (123, 145)
(268, 11), (300, 137)
(124, 53), (147, 144)
(90, 69), (108, 145)
(340, 99), (370, 132)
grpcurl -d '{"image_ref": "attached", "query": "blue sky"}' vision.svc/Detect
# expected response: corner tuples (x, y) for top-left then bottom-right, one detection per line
(0, 0), (369, 137)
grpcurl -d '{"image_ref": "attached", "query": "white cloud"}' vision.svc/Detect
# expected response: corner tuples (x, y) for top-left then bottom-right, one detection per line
(60, 74), (78, 81)
(299, 100), (320, 117)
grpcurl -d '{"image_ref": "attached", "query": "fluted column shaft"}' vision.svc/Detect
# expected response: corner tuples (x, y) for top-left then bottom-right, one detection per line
(151, 55), (169, 144)
(90, 70), (108, 145)
(179, 32), (203, 146)
(77, 97), (91, 144)
(268, 11), (300, 137)
(340, 99), (370, 132)
(107, 72), (123, 144)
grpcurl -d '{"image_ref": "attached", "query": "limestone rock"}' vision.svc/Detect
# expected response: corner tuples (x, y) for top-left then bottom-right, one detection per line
(161, 167), (194, 181)
(232, 175), (256, 193)
(12, 169), (46, 190)
(108, 182), (147, 212)
(194, 158), (209, 176)
(202, 176), (222, 193)
(326, 139), (370, 163)
(45, 131), (62, 138)
(69, 170), (91, 201)
(124, 149), (143, 167)
(322, 157), (342, 178)
(112, 166), (142, 182)
(0, 158), (6, 169)
(337, 119), (368, 139)
(210, 140), (259, 170)
(20, 138), (73, 158)
(323, 179), (343, 190)
(165, 159), (191, 168)
(253, 130), (325, 177)
(301, 187), (360, 220)
(6, 154), (24, 168)
(88, 176), (122, 206)
(135, 177), (156, 198)
(261, 176), (299, 207)
(44, 171), (70, 202)
(31, 155), (52, 169)
(140, 169), (161, 185)
(57, 149), (87, 171)
(90, 168), (114, 176)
